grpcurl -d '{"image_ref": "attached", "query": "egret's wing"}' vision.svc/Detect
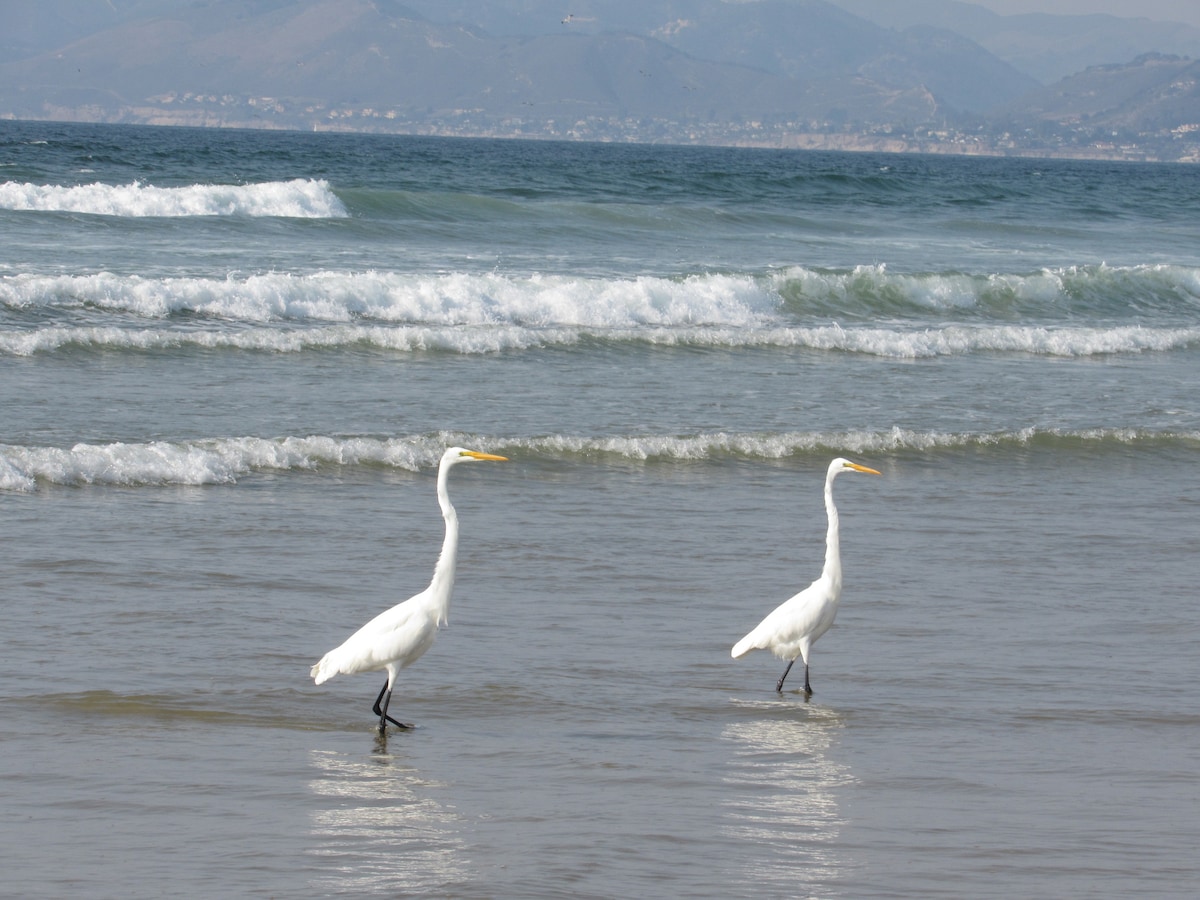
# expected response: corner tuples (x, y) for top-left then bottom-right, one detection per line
(362, 606), (439, 672)
(731, 577), (832, 658)
(311, 593), (437, 681)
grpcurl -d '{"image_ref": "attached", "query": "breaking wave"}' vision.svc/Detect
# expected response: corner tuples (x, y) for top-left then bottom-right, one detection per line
(0, 179), (347, 217)
(772, 262), (1200, 318)
(2, 321), (1197, 358)
(3, 265), (1199, 358)
(0, 270), (776, 325)
(4, 428), (1197, 491)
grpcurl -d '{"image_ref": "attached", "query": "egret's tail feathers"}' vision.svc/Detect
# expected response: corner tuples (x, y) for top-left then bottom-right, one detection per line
(731, 632), (762, 659)
(310, 655), (338, 685)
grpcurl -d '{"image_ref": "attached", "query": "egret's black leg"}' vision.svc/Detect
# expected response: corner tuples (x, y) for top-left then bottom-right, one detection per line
(803, 664), (813, 696)
(371, 679), (410, 731)
(776, 659), (795, 693)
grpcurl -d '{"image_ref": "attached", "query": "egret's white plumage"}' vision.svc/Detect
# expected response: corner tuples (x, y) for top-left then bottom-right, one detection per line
(731, 457), (880, 694)
(310, 446), (508, 731)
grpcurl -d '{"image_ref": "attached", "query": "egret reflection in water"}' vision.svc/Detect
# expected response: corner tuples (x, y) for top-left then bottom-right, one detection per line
(306, 747), (470, 894)
(722, 702), (855, 893)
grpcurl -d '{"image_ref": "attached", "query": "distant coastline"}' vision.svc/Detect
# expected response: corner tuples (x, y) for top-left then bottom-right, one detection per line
(5, 3), (1200, 166)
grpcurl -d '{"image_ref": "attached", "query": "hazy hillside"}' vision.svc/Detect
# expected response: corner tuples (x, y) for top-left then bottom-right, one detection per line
(0, 0), (1032, 129)
(632, 1), (1037, 113)
(400, 0), (1037, 111)
(831, 0), (1200, 83)
(0, 0), (176, 63)
(999, 53), (1200, 131)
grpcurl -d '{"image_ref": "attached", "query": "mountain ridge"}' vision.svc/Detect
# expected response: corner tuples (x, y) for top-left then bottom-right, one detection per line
(2, 0), (1198, 161)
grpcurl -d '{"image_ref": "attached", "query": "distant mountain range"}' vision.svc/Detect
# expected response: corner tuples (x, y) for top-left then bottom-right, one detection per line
(830, 0), (1200, 83)
(2, 0), (1199, 161)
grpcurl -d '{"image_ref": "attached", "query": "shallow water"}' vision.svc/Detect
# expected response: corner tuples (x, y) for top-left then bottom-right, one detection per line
(4, 446), (1198, 897)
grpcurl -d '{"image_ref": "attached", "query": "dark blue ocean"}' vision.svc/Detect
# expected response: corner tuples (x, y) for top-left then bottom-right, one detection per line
(2, 120), (1199, 898)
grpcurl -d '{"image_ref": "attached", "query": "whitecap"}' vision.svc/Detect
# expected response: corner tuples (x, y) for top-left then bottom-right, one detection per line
(0, 434), (483, 491)
(0, 178), (347, 218)
(5, 428), (1198, 491)
(0, 270), (776, 326)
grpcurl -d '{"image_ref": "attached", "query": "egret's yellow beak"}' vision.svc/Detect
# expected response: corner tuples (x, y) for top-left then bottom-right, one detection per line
(462, 450), (509, 461)
(846, 462), (881, 475)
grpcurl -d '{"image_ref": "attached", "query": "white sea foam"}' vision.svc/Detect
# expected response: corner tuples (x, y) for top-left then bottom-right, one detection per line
(3, 429), (1195, 491)
(0, 270), (775, 325)
(457, 427), (1200, 461)
(3, 268), (1198, 357)
(0, 324), (578, 356)
(0, 454), (36, 492)
(0, 435), (450, 491)
(2, 321), (1195, 358)
(767, 323), (1200, 357)
(513, 428), (1033, 460)
(0, 179), (347, 217)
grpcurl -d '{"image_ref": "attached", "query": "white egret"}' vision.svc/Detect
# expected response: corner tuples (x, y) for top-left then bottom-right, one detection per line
(731, 457), (881, 694)
(310, 447), (508, 732)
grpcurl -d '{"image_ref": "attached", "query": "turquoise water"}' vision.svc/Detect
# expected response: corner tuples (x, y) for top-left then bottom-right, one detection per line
(2, 120), (1199, 897)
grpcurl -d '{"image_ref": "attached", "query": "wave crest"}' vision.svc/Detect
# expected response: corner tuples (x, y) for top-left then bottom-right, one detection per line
(0, 434), (447, 491)
(2, 321), (1196, 358)
(4, 428), (1197, 491)
(4, 267), (1200, 358)
(0, 270), (775, 326)
(511, 427), (1196, 460)
(0, 179), (347, 217)
(774, 263), (1200, 318)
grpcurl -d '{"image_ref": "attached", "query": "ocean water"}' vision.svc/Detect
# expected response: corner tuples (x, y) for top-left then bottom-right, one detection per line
(2, 120), (1199, 898)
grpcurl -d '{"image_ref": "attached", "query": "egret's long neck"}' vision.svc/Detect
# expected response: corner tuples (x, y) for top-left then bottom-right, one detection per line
(821, 470), (842, 588)
(428, 462), (459, 624)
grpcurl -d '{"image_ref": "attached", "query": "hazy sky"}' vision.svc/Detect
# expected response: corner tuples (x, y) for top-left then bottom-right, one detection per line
(974, 0), (1200, 28)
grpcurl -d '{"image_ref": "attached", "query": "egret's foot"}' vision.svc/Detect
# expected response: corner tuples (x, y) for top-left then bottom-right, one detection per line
(372, 681), (411, 732)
